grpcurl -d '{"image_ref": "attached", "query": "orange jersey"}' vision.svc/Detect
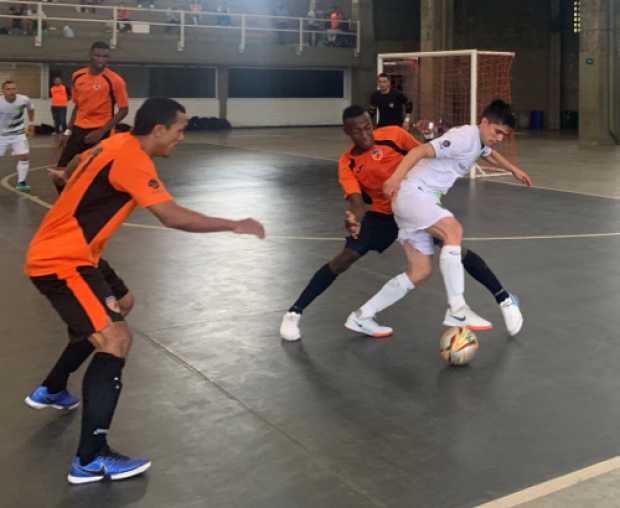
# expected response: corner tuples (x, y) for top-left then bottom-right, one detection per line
(25, 133), (172, 276)
(71, 67), (129, 129)
(338, 126), (419, 214)
(50, 84), (68, 107)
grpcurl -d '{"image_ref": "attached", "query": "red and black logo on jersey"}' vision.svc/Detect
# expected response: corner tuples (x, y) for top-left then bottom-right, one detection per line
(370, 148), (384, 161)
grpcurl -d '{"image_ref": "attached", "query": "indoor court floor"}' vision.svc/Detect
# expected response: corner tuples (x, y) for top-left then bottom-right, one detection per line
(2, 128), (620, 507)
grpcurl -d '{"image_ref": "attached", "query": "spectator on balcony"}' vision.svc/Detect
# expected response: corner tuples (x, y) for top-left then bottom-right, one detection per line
(327, 5), (342, 46)
(306, 7), (319, 47)
(7, 5), (24, 34)
(165, 6), (179, 32)
(216, 0), (231, 26)
(189, 0), (201, 25)
(118, 4), (131, 32)
(273, 1), (288, 45)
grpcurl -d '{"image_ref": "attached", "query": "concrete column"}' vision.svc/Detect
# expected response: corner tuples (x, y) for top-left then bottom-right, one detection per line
(217, 66), (228, 119)
(350, 0), (377, 107)
(579, 0), (616, 144)
(420, 0), (454, 122)
(548, 0), (562, 130)
(420, 0), (454, 52)
(612, 0), (620, 140)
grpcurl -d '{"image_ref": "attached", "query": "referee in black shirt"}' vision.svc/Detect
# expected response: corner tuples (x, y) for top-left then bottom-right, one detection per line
(368, 73), (413, 129)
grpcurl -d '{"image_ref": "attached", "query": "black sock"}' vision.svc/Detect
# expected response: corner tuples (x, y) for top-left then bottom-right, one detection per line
(42, 338), (95, 394)
(462, 249), (509, 304)
(77, 352), (125, 466)
(289, 263), (338, 314)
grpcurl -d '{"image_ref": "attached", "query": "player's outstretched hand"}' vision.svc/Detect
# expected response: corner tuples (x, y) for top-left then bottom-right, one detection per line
(234, 218), (266, 239)
(58, 132), (70, 150)
(26, 125), (35, 138)
(383, 177), (401, 199)
(512, 167), (532, 187)
(344, 210), (360, 238)
(47, 166), (67, 185)
(84, 128), (106, 145)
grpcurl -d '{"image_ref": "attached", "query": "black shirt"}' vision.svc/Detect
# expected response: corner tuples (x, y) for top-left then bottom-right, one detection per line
(369, 89), (413, 127)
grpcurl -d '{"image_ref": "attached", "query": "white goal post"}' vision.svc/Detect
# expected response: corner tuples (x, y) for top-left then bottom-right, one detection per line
(377, 49), (516, 179)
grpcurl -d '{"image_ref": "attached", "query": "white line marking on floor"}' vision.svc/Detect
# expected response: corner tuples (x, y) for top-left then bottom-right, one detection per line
(4, 168), (620, 243)
(475, 456), (620, 508)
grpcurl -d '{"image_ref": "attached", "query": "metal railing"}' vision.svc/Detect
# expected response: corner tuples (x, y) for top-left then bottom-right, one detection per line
(0, 0), (360, 56)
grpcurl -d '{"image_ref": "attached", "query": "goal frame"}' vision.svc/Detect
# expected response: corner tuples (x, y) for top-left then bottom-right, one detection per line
(377, 49), (516, 178)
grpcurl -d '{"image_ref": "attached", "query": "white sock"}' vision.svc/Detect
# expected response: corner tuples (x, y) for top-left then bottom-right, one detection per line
(17, 160), (29, 183)
(439, 245), (466, 311)
(359, 273), (414, 318)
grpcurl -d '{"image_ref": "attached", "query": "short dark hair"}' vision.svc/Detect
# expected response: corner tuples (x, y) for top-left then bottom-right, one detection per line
(132, 97), (186, 135)
(342, 104), (367, 123)
(2, 80), (15, 88)
(481, 99), (516, 129)
(90, 41), (110, 52)
(377, 73), (390, 80)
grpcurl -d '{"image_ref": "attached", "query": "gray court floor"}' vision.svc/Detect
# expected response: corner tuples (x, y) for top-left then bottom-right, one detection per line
(3, 131), (620, 507)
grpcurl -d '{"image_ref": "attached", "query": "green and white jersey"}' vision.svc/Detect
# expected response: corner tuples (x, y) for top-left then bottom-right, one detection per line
(0, 94), (33, 136)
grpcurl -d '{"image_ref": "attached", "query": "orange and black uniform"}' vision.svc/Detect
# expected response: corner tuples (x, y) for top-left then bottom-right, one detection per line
(338, 125), (418, 255)
(27, 133), (172, 336)
(58, 67), (129, 167)
(50, 83), (69, 134)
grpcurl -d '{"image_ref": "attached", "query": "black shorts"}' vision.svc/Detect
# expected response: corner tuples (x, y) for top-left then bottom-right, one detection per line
(30, 259), (128, 338)
(58, 126), (110, 167)
(345, 211), (398, 256)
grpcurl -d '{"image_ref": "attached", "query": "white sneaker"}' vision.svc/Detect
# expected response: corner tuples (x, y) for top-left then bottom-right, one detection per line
(345, 311), (393, 338)
(443, 306), (493, 331)
(280, 311), (301, 341)
(500, 294), (523, 336)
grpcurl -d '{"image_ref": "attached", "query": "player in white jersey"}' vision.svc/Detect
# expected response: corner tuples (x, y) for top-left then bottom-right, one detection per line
(0, 80), (35, 191)
(348, 100), (532, 333)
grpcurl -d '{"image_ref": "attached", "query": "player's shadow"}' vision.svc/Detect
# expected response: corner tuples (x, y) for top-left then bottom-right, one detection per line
(27, 410), (78, 449)
(54, 474), (149, 508)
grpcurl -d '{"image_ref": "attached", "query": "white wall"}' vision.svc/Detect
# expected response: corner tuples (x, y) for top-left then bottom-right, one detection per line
(31, 98), (219, 127)
(32, 97), (345, 127)
(227, 98), (348, 127)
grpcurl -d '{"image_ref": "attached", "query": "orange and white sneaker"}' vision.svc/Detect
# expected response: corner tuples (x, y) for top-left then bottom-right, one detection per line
(345, 311), (393, 338)
(443, 306), (493, 331)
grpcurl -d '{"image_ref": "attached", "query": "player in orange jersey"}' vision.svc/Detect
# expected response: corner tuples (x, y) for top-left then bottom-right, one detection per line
(280, 105), (521, 341)
(56, 41), (129, 191)
(24, 98), (264, 484)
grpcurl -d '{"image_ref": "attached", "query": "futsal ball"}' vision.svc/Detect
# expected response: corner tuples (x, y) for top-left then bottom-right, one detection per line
(439, 327), (479, 366)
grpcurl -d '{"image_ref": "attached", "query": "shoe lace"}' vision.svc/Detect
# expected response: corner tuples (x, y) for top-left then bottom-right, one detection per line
(103, 447), (130, 463)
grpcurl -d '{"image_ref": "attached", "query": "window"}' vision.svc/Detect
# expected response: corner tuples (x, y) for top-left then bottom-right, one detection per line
(149, 67), (216, 98)
(573, 0), (581, 34)
(229, 68), (344, 98)
(48, 65), (216, 98)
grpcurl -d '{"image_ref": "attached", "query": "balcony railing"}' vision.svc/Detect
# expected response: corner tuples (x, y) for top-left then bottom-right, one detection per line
(0, 0), (360, 56)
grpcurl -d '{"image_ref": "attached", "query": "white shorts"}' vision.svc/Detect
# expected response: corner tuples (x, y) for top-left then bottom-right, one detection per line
(393, 182), (453, 255)
(0, 133), (29, 157)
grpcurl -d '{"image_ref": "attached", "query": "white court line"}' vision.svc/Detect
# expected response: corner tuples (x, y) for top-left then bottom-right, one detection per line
(15, 137), (620, 201)
(474, 456), (620, 508)
(198, 139), (620, 201)
(4, 167), (620, 242)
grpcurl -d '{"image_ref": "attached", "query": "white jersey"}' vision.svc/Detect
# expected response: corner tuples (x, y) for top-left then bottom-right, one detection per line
(403, 125), (492, 194)
(0, 94), (33, 136)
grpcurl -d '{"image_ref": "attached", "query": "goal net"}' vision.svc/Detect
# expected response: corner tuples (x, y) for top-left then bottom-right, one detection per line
(377, 50), (516, 178)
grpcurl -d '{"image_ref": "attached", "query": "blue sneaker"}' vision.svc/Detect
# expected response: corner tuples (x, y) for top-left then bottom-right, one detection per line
(25, 385), (80, 411)
(67, 448), (152, 484)
(15, 181), (31, 192)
